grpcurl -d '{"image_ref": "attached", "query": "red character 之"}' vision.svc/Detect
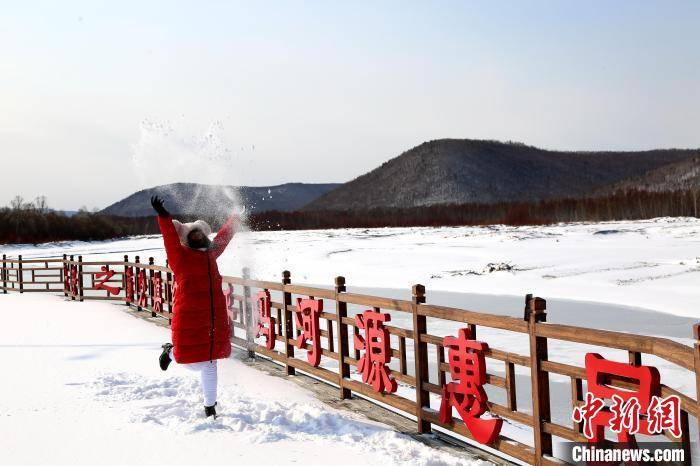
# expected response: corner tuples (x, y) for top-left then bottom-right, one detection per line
(94, 266), (121, 295)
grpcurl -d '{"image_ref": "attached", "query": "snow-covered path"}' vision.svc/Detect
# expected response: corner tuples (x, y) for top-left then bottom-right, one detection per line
(0, 293), (487, 466)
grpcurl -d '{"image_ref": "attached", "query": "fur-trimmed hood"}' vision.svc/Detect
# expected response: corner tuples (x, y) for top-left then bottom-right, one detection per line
(172, 219), (212, 249)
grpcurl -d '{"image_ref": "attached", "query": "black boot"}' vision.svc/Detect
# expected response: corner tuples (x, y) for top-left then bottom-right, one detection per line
(204, 402), (217, 419)
(159, 343), (173, 371)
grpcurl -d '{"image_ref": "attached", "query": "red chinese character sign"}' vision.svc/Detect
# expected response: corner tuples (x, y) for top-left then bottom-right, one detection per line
(296, 298), (322, 367)
(439, 328), (502, 445)
(94, 266), (121, 296)
(62, 261), (70, 293)
(69, 264), (79, 298)
(354, 309), (397, 394)
(572, 353), (681, 445)
(124, 266), (135, 303)
(224, 283), (237, 322)
(256, 290), (276, 350)
(136, 269), (148, 307)
(151, 272), (163, 313)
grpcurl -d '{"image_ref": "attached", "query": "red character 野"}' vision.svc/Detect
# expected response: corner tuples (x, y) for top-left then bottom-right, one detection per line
(354, 309), (397, 394)
(296, 298), (322, 367)
(256, 290), (276, 350)
(439, 328), (502, 445)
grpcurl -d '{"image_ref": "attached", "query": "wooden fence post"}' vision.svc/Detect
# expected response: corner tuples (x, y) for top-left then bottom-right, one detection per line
(693, 323), (700, 446)
(77, 256), (84, 301)
(62, 254), (68, 297)
(135, 256), (141, 311)
(411, 283), (431, 434)
(123, 255), (130, 306)
(148, 257), (156, 317)
(282, 270), (295, 375)
(334, 276), (351, 399)
(69, 255), (75, 300)
(165, 259), (173, 325)
(18, 255), (23, 293)
(527, 294), (552, 464)
(2, 254), (6, 294)
(243, 267), (254, 359)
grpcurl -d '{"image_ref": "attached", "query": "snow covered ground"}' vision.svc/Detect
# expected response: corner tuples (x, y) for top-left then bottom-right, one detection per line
(2, 217), (699, 464)
(4, 217), (699, 318)
(0, 293), (488, 466)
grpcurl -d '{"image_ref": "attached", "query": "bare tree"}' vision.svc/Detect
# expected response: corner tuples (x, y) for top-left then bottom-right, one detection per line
(9, 195), (24, 211)
(34, 196), (49, 213)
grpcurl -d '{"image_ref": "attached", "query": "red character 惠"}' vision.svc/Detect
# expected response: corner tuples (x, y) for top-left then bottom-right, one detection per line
(438, 327), (502, 445)
(256, 290), (276, 350)
(295, 298), (322, 367)
(354, 309), (397, 394)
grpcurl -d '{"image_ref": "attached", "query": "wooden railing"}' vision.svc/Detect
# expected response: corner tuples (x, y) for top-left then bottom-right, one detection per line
(1, 252), (698, 465)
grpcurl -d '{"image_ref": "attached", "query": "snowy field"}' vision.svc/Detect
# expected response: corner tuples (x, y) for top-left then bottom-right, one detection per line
(0, 293), (487, 466)
(2, 217), (699, 464)
(4, 217), (699, 318)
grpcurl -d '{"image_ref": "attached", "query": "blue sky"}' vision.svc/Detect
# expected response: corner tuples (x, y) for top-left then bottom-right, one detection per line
(2, 1), (699, 210)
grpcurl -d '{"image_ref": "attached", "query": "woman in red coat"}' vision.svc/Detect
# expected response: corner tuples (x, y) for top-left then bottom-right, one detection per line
(151, 195), (239, 418)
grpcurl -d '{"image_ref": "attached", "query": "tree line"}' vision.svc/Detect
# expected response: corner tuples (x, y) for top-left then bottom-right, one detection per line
(248, 188), (700, 230)
(1, 189), (699, 244)
(0, 196), (156, 244)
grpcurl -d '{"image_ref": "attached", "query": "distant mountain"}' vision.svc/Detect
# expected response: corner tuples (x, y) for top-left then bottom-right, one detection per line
(101, 182), (340, 217)
(303, 139), (700, 211)
(598, 157), (700, 194)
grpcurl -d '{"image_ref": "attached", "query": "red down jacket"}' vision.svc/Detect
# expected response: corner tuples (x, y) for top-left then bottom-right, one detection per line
(158, 215), (236, 364)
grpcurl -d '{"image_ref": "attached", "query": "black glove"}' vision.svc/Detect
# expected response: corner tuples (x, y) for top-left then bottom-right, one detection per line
(150, 195), (170, 217)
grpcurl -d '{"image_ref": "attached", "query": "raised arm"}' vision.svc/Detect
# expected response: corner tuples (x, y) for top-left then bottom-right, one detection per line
(152, 196), (183, 270)
(210, 213), (240, 258)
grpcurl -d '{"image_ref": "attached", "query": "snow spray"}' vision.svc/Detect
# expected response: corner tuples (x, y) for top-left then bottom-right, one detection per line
(131, 119), (259, 350)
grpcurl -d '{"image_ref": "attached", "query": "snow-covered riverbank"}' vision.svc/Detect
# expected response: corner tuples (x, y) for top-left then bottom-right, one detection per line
(4, 217), (699, 318)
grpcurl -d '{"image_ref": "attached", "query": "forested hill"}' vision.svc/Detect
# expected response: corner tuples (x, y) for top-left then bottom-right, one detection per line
(304, 139), (700, 211)
(101, 182), (340, 217)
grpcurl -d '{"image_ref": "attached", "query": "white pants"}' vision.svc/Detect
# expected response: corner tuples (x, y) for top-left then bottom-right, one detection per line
(182, 360), (218, 407)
